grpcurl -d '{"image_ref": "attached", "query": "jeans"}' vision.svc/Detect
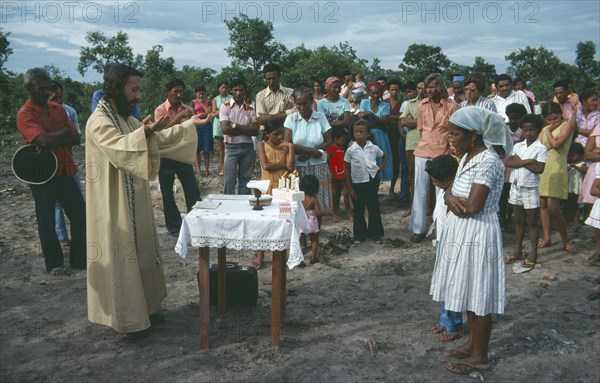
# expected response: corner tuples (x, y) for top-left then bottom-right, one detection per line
(55, 173), (81, 241)
(158, 158), (200, 234)
(439, 301), (464, 332)
(30, 175), (86, 272)
(223, 143), (255, 195)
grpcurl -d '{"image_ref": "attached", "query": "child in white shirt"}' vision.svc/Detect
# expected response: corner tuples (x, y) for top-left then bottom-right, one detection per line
(344, 120), (387, 244)
(506, 114), (547, 272)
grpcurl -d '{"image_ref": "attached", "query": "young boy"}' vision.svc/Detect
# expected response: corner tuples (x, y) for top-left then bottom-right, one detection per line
(344, 120), (387, 244)
(499, 103), (528, 228)
(505, 114), (547, 272)
(327, 127), (353, 221)
(425, 154), (462, 341)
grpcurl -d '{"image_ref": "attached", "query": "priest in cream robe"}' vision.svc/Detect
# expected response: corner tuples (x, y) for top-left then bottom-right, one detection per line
(85, 64), (202, 333)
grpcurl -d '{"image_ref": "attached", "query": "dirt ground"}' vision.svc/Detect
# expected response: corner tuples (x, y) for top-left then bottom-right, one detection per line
(1, 142), (599, 383)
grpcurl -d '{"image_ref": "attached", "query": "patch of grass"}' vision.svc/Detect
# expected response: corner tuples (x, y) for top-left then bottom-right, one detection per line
(321, 227), (352, 256)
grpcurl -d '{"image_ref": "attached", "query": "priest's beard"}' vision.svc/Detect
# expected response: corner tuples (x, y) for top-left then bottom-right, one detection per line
(115, 91), (136, 118)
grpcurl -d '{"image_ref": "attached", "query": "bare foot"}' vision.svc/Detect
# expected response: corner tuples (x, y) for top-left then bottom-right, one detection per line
(588, 252), (600, 265)
(538, 239), (552, 249)
(401, 210), (411, 218)
(563, 242), (576, 254)
(252, 253), (264, 270)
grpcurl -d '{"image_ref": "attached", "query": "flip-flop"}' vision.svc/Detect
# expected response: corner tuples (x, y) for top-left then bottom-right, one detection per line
(439, 329), (464, 342)
(50, 267), (69, 276)
(504, 254), (522, 264)
(444, 348), (470, 359)
(512, 262), (533, 274)
(447, 361), (490, 375)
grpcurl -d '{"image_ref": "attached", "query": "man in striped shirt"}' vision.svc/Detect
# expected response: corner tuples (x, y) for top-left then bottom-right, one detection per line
(255, 63), (294, 128)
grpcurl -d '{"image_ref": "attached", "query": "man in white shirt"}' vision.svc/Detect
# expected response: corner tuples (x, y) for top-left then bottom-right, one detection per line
(492, 74), (531, 122)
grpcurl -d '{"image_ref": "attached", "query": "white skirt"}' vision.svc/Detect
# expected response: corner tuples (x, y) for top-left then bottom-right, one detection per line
(430, 211), (505, 316)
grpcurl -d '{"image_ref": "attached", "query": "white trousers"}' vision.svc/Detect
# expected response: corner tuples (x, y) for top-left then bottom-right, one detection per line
(409, 156), (440, 234)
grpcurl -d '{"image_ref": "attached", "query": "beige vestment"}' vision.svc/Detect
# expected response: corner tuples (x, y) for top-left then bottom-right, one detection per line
(86, 103), (197, 333)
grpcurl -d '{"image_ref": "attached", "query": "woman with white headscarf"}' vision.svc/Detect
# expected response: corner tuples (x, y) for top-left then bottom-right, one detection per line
(429, 106), (512, 375)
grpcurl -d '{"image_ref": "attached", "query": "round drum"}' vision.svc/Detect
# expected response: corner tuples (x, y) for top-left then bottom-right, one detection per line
(11, 145), (58, 184)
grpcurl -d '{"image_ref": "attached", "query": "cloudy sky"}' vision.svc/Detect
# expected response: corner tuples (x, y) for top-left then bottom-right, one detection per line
(2, 0), (599, 83)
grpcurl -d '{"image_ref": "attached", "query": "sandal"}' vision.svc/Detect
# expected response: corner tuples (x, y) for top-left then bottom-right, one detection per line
(522, 259), (536, 269)
(444, 348), (470, 359)
(431, 322), (444, 334)
(447, 361), (490, 375)
(439, 329), (464, 342)
(504, 254), (522, 264)
(49, 267), (69, 276)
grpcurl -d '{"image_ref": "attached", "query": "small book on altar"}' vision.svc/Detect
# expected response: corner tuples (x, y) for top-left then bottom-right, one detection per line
(193, 200), (221, 210)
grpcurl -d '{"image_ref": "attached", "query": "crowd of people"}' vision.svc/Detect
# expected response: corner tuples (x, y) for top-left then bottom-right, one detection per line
(14, 61), (599, 375)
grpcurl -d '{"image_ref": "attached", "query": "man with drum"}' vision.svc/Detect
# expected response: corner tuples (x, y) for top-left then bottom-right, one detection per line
(16, 67), (86, 275)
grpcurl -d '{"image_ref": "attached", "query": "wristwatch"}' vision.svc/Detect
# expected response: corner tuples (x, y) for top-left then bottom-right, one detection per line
(232, 123), (237, 129)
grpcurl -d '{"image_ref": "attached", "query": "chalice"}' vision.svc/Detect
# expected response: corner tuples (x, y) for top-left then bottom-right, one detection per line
(253, 188), (263, 211)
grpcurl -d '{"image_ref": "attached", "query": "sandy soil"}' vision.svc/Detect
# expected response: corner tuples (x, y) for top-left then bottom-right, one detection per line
(1, 142), (599, 383)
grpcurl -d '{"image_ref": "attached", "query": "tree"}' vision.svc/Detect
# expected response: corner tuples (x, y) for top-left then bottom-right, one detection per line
(398, 44), (452, 83)
(575, 40), (600, 80)
(177, 65), (217, 100)
(77, 31), (143, 76)
(224, 14), (287, 90)
(505, 46), (577, 100)
(470, 56), (497, 85)
(0, 30), (13, 75)
(281, 45), (368, 89)
(138, 45), (176, 117)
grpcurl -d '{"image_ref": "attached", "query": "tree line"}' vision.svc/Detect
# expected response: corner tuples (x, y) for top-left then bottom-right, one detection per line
(0, 16), (598, 132)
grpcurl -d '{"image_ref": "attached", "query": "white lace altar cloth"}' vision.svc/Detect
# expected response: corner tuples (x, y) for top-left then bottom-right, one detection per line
(175, 198), (310, 269)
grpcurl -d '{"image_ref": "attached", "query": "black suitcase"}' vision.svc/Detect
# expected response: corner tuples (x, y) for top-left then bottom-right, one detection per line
(205, 263), (258, 306)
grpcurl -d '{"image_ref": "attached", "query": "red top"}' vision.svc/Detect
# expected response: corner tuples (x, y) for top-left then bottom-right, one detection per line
(327, 144), (346, 180)
(17, 100), (78, 176)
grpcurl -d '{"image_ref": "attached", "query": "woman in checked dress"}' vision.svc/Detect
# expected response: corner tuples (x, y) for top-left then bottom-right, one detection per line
(429, 107), (513, 375)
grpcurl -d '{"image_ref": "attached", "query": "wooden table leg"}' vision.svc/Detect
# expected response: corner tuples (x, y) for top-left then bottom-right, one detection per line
(217, 247), (227, 315)
(281, 250), (287, 317)
(198, 247), (210, 349)
(271, 250), (283, 348)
